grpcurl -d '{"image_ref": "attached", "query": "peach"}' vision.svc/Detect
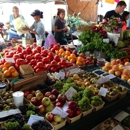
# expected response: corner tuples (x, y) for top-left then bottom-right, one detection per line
(112, 65), (119, 71)
(111, 60), (117, 66)
(124, 62), (130, 66)
(122, 69), (129, 76)
(102, 66), (108, 71)
(115, 71), (121, 77)
(105, 62), (111, 68)
(127, 79), (130, 83)
(121, 74), (129, 81)
(108, 69), (115, 74)
(116, 59), (121, 64)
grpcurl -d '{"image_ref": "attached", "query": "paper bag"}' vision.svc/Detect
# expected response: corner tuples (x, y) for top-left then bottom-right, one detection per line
(13, 16), (29, 35)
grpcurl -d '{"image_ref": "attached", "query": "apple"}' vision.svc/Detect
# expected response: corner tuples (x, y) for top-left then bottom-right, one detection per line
(66, 108), (74, 118)
(49, 94), (56, 101)
(66, 47), (71, 51)
(38, 105), (45, 114)
(57, 94), (66, 104)
(54, 115), (62, 123)
(30, 97), (37, 105)
(45, 103), (54, 112)
(26, 94), (33, 100)
(79, 53), (84, 58)
(42, 97), (51, 106)
(124, 58), (129, 63)
(36, 92), (44, 101)
(30, 90), (35, 96)
(74, 107), (82, 116)
(68, 101), (78, 110)
(45, 112), (54, 121)
(51, 89), (59, 97)
(35, 90), (42, 95)
(24, 91), (30, 97)
(72, 50), (77, 55)
(51, 121), (58, 125)
(45, 92), (52, 97)
(55, 102), (63, 108)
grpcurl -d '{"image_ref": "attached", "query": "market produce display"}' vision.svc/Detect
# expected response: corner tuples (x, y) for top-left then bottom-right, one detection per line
(102, 59), (130, 82)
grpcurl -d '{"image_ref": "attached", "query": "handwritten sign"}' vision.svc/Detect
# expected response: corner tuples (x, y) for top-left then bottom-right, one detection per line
(65, 87), (77, 100)
(5, 58), (15, 63)
(51, 107), (68, 118)
(96, 76), (110, 84)
(27, 115), (44, 126)
(98, 87), (108, 97)
(56, 71), (65, 80)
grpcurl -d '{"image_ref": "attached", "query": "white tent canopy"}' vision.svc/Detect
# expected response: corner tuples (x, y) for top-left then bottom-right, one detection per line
(0, 0), (66, 4)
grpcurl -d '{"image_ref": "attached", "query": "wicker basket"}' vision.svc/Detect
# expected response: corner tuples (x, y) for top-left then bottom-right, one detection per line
(93, 102), (105, 111)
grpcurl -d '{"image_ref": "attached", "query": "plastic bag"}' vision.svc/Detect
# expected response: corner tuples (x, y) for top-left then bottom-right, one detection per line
(44, 33), (57, 49)
(0, 34), (5, 44)
(13, 16), (29, 35)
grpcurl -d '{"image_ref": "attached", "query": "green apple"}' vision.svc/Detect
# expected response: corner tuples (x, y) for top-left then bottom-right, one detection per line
(45, 103), (54, 112)
(54, 115), (62, 123)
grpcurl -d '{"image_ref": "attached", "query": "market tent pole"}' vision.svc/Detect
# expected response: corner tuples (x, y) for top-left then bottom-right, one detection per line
(65, 0), (74, 46)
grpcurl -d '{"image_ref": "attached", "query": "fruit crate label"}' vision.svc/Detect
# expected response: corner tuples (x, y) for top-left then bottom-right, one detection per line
(65, 87), (77, 100)
(112, 124), (124, 130)
(5, 57), (15, 63)
(51, 106), (68, 118)
(124, 66), (130, 70)
(114, 111), (129, 122)
(0, 109), (21, 118)
(56, 71), (65, 80)
(98, 87), (108, 97)
(96, 76), (110, 84)
(27, 115), (44, 126)
(62, 101), (68, 112)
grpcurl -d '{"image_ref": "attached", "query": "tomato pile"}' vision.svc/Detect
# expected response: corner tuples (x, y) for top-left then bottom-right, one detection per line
(0, 43), (75, 73)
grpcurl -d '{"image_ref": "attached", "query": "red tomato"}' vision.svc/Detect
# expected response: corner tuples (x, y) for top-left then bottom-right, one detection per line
(50, 67), (57, 72)
(17, 46), (23, 52)
(30, 59), (36, 66)
(54, 55), (61, 62)
(36, 46), (41, 53)
(16, 59), (26, 65)
(48, 52), (54, 60)
(37, 62), (43, 68)
(25, 55), (32, 61)
(15, 64), (20, 70)
(61, 64), (66, 69)
(26, 47), (32, 54)
(22, 50), (28, 55)
(42, 57), (50, 64)
(13, 54), (20, 61)
(41, 50), (48, 57)
(9, 51), (15, 57)
(36, 68), (42, 73)
(41, 46), (45, 50)
(60, 59), (66, 65)
(51, 60), (57, 65)
(45, 64), (51, 70)
(34, 53), (41, 59)
(33, 42), (37, 47)
(32, 49), (39, 55)
(36, 59), (42, 62)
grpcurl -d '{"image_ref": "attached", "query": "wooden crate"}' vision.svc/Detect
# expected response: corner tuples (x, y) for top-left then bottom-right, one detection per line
(11, 71), (47, 91)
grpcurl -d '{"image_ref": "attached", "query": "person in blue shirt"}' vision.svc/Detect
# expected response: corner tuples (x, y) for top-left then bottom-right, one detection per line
(22, 9), (45, 46)
(5, 6), (25, 40)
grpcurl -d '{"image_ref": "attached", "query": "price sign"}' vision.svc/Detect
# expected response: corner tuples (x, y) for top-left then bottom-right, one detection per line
(62, 101), (69, 112)
(65, 87), (77, 100)
(27, 115), (44, 126)
(51, 107), (68, 118)
(114, 111), (129, 122)
(56, 71), (65, 80)
(5, 58), (15, 63)
(124, 66), (130, 70)
(98, 87), (108, 97)
(96, 76), (110, 84)
(112, 125), (124, 130)
(105, 74), (116, 80)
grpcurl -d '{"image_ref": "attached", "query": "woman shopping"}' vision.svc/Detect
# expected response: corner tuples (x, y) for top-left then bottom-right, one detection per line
(5, 6), (25, 40)
(54, 8), (68, 45)
(23, 9), (45, 46)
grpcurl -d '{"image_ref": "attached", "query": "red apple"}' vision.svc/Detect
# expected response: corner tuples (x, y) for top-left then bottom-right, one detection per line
(24, 90), (30, 97)
(74, 107), (82, 116)
(66, 108), (74, 118)
(79, 53), (84, 58)
(57, 94), (66, 104)
(35, 90), (42, 95)
(36, 92), (44, 101)
(26, 94), (33, 100)
(55, 102), (63, 108)
(72, 50), (77, 55)
(45, 112), (54, 121)
(49, 94), (56, 101)
(38, 105), (45, 114)
(51, 89), (59, 97)
(30, 90), (35, 96)
(31, 97), (37, 105)
(45, 92), (51, 97)
(68, 101), (78, 110)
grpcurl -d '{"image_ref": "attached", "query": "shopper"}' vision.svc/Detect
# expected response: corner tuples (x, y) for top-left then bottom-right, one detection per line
(122, 11), (130, 30)
(22, 9), (45, 46)
(5, 6), (25, 40)
(104, 1), (127, 21)
(54, 8), (68, 45)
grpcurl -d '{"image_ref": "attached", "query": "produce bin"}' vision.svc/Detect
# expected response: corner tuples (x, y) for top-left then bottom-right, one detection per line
(93, 102), (105, 112)
(104, 94), (118, 102)
(82, 106), (93, 117)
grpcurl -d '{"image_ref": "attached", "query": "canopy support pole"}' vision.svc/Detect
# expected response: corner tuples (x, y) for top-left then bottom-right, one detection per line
(65, 0), (75, 46)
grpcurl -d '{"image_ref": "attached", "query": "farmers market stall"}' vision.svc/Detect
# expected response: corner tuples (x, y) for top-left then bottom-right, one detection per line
(1, 1), (130, 130)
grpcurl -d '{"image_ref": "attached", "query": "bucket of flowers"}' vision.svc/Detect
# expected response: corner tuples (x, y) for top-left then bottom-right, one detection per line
(102, 16), (124, 45)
